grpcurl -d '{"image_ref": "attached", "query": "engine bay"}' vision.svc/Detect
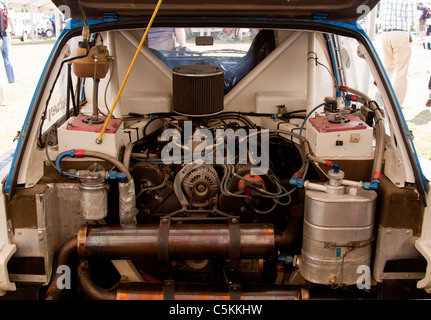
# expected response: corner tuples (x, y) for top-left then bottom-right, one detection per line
(2, 25), (428, 300)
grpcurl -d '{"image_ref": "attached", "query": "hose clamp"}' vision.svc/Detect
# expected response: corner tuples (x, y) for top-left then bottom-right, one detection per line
(77, 224), (89, 258)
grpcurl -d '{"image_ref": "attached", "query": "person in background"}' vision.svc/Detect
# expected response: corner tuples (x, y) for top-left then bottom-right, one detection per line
(147, 28), (187, 51)
(418, 2), (428, 35)
(0, 1), (14, 83)
(426, 75), (431, 107)
(0, 81), (5, 106)
(379, 0), (415, 108)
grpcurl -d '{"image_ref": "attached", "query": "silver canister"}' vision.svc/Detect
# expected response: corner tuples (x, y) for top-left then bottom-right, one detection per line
(79, 176), (108, 221)
(300, 186), (377, 285)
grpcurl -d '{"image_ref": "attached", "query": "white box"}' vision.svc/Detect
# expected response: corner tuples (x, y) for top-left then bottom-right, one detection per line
(57, 116), (124, 158)
(306, 114), (373, 159)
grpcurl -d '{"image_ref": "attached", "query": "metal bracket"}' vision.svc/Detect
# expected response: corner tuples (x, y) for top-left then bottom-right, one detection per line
(158, 218), (171, 261)
(163, 280), (175, 300)
(229, 218), (241, 268)
(229, 283), (241, 300)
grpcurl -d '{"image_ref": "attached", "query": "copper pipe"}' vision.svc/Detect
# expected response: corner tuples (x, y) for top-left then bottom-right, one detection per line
(78, 260), (116, 300)
(77, 259), (308, 300)
(78, 224), (275, 260)
(44, 237), (77, 300)
(116, 281), (307, 300)
(77, 261), (306, 301)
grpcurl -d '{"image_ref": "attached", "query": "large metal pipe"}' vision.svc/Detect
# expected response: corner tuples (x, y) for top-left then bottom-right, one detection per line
(78, 223), (275, 260)
(44, 222), (311, 300)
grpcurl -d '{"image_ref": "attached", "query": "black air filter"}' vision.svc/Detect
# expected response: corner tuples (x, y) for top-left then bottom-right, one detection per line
(172, 65), (224, 116)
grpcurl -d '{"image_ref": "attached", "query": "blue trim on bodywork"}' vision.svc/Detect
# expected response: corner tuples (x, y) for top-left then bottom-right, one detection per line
(4, 40), (58, 194)
(350, 21), (429, 192)
(3, 20), (87, 194)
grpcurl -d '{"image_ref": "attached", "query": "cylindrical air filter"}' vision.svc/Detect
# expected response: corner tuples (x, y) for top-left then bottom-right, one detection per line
(172, 64), (224, 116)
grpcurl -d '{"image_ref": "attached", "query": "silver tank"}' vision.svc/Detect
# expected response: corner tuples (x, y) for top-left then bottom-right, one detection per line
(299, 172), (377, 286)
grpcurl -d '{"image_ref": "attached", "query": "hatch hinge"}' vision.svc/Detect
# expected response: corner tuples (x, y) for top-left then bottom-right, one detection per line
(103, 13), (118, 22)
(313, 13), (328, 21)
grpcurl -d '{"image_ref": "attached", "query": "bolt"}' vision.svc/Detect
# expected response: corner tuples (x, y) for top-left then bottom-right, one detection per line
(386, 229), (391, 234)
(330, 276), (337, 284)
(231, 218), (238, 224)
(162, 218), (169, 224)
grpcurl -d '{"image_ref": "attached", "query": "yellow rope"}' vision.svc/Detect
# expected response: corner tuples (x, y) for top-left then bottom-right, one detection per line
(96, 0), (164, 144)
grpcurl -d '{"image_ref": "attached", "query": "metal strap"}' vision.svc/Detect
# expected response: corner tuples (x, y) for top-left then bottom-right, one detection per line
(163, 280), (175, 300)
(158, 218), (171, 261)
(229, 218), (240, 268)
(229, 284), (241, 300)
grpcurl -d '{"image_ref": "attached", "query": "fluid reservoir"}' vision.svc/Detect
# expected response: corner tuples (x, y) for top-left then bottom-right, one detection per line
(72, 43), (112, 79)
(299, 170), (377, 285)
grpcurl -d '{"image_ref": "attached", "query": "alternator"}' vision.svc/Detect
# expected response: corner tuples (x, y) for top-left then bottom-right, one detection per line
(179, 164), (220, 208)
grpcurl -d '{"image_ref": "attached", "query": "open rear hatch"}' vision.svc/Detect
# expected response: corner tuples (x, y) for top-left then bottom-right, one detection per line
(52, 0), (380, 21)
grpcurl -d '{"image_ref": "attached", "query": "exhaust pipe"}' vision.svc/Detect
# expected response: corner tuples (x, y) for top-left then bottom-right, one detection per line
(46, 222), (307, 300)
(77, 223), (275, 260)
(77, 258), (308, 300)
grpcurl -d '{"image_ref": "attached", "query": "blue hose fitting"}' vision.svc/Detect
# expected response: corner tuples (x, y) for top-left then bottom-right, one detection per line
(332, 163), (339, 173)
(289, 175), (304, 188)
(107, 172), (128, 183)
(325, 161), (339, 173)
(55, 150), (76, 177)
(363, 179), (380, 191)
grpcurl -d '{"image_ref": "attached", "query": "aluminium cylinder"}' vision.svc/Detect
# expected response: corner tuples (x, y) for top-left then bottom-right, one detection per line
(79, 179), (108, 221)
(300, 188), (377, 285)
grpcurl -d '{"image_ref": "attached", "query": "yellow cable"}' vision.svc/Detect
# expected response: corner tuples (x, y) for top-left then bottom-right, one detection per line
(96, 0), (164, 144)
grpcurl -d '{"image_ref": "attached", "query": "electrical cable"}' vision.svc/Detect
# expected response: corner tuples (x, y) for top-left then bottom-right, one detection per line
(38, 51), (90, 148)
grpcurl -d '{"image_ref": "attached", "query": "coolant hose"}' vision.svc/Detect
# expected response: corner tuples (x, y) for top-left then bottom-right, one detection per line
(54, 149), (79, 177)
(123, 142), (134, 170)
(54, 149), (133, 181)
(369, 101), (385, 179)
(340, 86), (385, 185)
(82, 150), (133, 181)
